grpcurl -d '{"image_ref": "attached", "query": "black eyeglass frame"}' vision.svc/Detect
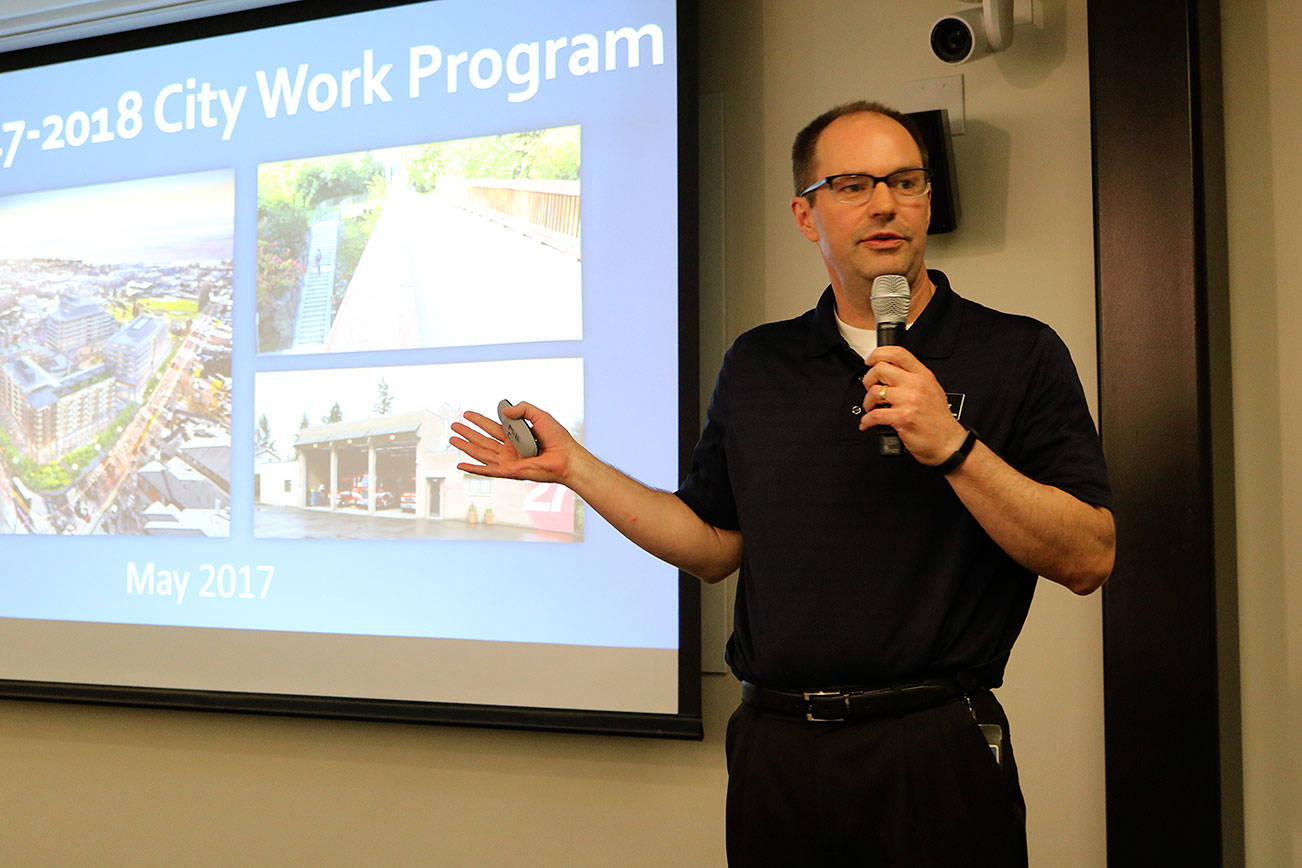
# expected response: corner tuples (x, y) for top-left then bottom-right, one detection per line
(799, 168), (932, 201)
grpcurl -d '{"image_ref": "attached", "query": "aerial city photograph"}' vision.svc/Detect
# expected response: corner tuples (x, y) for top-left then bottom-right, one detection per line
(0, 170), (234, 535)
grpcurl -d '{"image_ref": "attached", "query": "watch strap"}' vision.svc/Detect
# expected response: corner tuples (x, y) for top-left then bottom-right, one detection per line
(936, 427), (977, 475)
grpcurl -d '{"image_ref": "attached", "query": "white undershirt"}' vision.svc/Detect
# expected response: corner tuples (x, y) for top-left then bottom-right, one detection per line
(835, 310), (912, 362)
(835, 311), (878, 361)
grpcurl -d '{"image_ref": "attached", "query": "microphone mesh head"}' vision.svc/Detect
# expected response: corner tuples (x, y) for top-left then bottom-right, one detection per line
(870, 274), (911, 325)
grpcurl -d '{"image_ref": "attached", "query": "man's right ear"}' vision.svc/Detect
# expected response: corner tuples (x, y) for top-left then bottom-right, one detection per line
(790, 196), (821, 243)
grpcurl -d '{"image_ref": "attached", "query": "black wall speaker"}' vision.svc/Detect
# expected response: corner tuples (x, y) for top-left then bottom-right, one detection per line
(908, 108), (961, 234)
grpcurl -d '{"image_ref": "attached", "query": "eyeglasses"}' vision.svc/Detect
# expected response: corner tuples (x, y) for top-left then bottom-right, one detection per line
(799, 169), (931, 204)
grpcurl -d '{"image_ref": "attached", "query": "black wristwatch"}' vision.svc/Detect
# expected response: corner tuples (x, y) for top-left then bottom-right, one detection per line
(935, 427), (977, 475)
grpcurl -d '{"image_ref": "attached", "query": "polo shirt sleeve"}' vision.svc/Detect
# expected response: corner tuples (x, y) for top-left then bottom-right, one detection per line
(1012, 327), (1113, 511)
(675, 349), (741, 531)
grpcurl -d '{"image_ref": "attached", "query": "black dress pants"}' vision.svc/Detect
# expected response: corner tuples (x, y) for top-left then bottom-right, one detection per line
(725, 690), (1028, 866)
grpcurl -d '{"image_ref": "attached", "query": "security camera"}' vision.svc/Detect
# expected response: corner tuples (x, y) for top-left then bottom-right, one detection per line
(930, 8), (986, 64)
(930, 0), (1013, 65)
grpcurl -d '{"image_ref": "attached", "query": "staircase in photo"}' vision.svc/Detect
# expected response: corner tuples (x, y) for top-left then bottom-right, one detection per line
(292, 216), (338, 350)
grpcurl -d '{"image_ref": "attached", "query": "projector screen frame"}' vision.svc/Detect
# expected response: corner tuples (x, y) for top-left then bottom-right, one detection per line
(0, 0), (704, 740)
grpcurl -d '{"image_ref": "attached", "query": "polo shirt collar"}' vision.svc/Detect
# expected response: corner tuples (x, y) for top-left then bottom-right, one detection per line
(805, 269), (961, 361)
(907, 269), (961, 360)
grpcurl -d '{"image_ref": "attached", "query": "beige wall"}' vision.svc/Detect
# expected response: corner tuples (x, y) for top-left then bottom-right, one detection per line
(6, 0), (1298, 865)
(0, 679), (735, 865)
(1222, 0), (1302, 864)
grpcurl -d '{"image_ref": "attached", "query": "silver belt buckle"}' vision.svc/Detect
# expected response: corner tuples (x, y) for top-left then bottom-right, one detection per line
(803, 690), (850, 723)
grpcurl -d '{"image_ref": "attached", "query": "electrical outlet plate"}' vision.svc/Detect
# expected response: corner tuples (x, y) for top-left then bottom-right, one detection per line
(902, 74), (964, 134)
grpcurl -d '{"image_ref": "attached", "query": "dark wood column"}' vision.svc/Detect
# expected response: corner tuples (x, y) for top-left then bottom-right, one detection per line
(1089, 1), (1242, 863)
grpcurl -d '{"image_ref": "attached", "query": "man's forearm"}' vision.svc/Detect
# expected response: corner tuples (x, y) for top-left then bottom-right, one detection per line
(563, 447), (742, 584)
(859, 345), (1114, 592)
(451, 405), (741, 583)
(946, 441), (1115, 594)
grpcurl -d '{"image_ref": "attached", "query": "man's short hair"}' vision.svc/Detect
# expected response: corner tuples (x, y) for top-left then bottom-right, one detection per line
(791, 101), (930, 196)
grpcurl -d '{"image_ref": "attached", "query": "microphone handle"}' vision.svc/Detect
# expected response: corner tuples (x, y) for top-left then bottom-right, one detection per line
(876, 321), (906, 347)
(874, 321), (906, 455)
(877, 427), (904, 456)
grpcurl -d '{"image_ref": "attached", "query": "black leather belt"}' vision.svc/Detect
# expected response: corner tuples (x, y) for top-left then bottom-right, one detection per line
(741, 677), (964, 723)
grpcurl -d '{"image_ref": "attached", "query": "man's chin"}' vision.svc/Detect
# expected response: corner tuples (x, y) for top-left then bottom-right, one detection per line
(860, 255), (919, 284)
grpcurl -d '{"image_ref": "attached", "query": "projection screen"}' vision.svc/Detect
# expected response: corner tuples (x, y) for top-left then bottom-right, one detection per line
(0, 0), (701, 738)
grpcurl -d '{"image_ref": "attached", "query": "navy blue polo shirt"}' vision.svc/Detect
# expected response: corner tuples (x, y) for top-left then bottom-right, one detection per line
(677, 270), (1111, 690)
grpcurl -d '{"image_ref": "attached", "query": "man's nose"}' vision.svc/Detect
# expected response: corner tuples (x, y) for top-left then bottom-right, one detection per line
(865, 179), (896, 215)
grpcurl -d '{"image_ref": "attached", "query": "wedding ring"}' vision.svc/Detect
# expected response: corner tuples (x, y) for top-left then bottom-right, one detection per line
(879, 385), (889, 402)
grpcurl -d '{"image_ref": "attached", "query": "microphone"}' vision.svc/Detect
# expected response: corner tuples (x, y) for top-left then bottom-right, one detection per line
(870, 274), (910, 456)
